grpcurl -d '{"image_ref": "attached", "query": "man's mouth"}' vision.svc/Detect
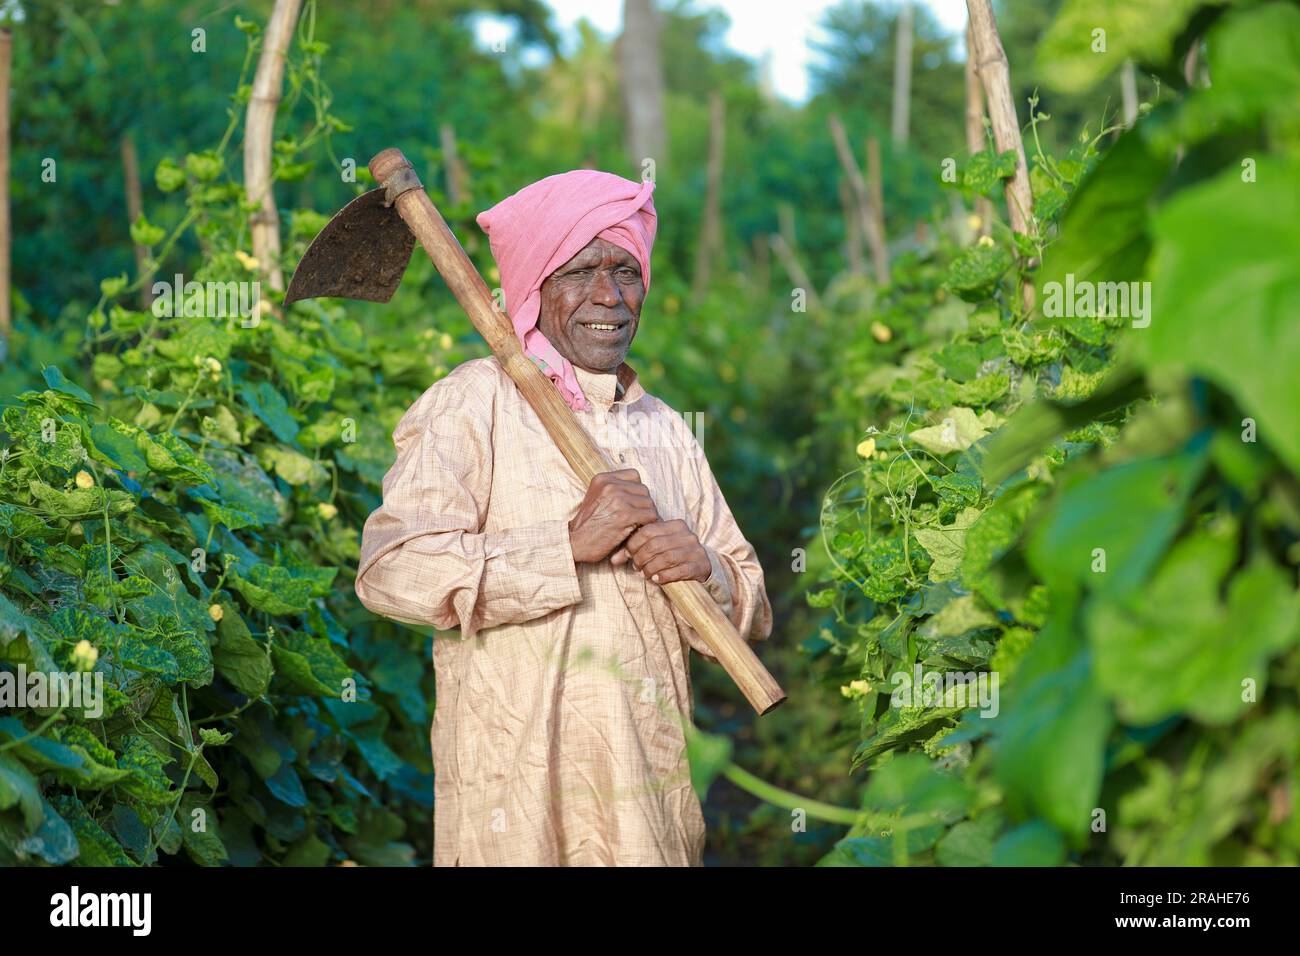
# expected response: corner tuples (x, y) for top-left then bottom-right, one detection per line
(578, 320), (628, 335)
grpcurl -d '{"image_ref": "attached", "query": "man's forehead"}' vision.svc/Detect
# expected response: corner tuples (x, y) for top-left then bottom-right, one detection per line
(564, 238), (637, 266)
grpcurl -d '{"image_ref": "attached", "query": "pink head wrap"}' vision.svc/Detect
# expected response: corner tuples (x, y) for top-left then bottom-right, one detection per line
(476, 170), (657, 412)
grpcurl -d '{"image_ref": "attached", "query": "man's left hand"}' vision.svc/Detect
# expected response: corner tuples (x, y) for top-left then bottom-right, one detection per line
(611, 519), (711, 585)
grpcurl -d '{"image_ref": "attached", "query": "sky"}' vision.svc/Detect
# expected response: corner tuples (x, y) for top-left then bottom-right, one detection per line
(474, 1), (972, 103)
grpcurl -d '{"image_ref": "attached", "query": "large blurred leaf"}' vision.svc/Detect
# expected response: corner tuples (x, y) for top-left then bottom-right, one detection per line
(1037, 0), (1209, 94)
(1090, 526), (1298, 725)
(1142, 159), (1300, 472)
(1026, 440), (1209, 599)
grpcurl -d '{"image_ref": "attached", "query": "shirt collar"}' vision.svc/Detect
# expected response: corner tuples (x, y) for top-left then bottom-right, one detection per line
(571, 361), (645, 411)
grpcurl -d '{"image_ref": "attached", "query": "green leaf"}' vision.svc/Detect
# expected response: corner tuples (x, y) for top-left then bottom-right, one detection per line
(861, 753), (971, 821)
(1142, 159), (1300, 472)
(1037, 0), (1205, 94)
(258, 445), (327, 486)
(994, 635), (1111, 840)
(155, 157), (186, 192)
(1026, 441), (1209, 599)
(918, 594), (995, 640)
(936, 814), (1001, 867)
(910, 407), (994, 455)
(1036, 133), (1165, 312)
(118, 736), (176, 807)
(184, 150), (224, 182)
(214, 603), (272, 698)
(129, 214), (166, 247)
(685, 726), (733, 802)
(99, 274), (129, 299)
(0, 753), (44, 830)
(89, 422), (149, 473)
(229, 564), (313, 615)
(1090, 530), (1299, 725)
(239, 381), (300, 444)
(49, 793), (135, 867)
(270, 628), (352, 697)
(29, 481), (135, 518)
(945, 242), (1013, 302)
(963, 149), (1019, 197)
(914, 507), (981, 583)
(42, 366), (96, 405)
(991, 820), (1066, 866)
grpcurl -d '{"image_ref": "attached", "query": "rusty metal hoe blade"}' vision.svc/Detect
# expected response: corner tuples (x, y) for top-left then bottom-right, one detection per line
(282, 188), (417, 305)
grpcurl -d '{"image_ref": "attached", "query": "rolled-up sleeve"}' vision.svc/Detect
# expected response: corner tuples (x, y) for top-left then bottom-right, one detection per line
(670, 417), (773, 660)
(354, 368), (583, 641)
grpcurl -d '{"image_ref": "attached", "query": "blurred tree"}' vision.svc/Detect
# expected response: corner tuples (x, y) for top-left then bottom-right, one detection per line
(618, 0), (667, 170)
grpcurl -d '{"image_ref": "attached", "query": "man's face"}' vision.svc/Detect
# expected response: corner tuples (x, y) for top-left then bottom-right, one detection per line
(537, 237), (644, 373)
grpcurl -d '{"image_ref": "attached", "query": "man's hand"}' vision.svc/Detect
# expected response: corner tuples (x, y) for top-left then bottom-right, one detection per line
(568, 468), (660, 564)
(611, 518), (711, 585)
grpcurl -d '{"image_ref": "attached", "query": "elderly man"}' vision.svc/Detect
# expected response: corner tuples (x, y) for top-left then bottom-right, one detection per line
(354, 169), (772, 867)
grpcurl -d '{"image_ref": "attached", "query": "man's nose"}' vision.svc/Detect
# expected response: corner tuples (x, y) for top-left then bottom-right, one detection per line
(589, 270), (623, 308)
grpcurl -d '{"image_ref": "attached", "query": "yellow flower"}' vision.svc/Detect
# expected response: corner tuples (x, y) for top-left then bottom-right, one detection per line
(317, 502), (338, 520)
(856, 438), (876, 459)
(75, 470), (94, 489)
(870, 321), (892, 343)
(978, 235), (996, 248)
(439, 333), (453, 351)
(840, 679), (872, 699)
(966, 214), (983, 233)
(72, 639), (99, 670)
(208, 604), (224, 622)
(234, 250), (260, 270)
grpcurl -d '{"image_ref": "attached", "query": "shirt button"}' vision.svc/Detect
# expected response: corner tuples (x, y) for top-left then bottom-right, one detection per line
(618, 453), (625, 462)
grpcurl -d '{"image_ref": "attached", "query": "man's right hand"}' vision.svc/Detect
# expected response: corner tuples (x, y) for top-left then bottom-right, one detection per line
(568, 468), (660, 564)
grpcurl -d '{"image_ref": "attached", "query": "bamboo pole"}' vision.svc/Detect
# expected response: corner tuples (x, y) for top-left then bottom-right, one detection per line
(120, 132), (154, 309)
(439, 122), (469, 207)
(828, 115), (889, 284)
(866, 136), (887, 254)
(751, 233), (770, 296)
(966, 0), (1034, 310)
(0, 27), (10, 361)
(691, 91), (725, 299)
(891, 2), (913, 149)
(244, 0), (303, 293)
(838, 177), (863, 275)
(964, 19), (992, 238)
(1120, 60), (1138, 128)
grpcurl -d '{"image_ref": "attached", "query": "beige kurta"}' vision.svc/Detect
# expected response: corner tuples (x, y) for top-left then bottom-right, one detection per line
(354, 355), (772, 866)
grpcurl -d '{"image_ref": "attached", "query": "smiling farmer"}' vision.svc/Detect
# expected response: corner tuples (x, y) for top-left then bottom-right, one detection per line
(354, 169), (772, 867)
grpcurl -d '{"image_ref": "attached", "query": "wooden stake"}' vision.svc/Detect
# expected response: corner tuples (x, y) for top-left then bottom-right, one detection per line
(891, 2), (914, 148)
(838, 177), (863, 275)
(439, 122), (469, 207)
(768, 233), (822, 313)
(966, 0), (1034, 310)
(1120, 60), (1138, 128)
(866, 136), (887, 254)
(964, 19), (992, 238)
(120, 132), (154, 310)
(828, 115), (889, 284)
(243, 0), (303, 293)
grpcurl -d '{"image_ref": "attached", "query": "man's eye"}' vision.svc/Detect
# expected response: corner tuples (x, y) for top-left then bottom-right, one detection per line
(567, 269), (592, 278)
(616, 269), (639, 281)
